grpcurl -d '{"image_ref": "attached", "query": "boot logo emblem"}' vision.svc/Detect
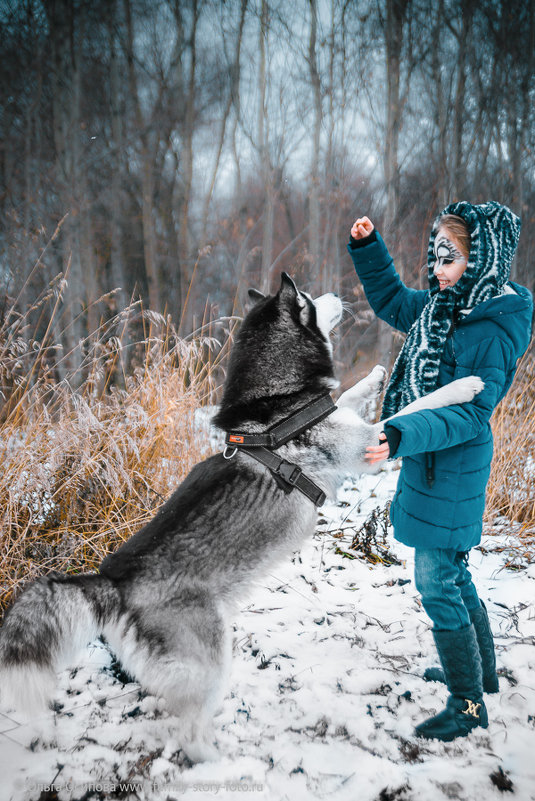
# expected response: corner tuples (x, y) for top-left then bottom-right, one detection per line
(463, 700), (481, 718)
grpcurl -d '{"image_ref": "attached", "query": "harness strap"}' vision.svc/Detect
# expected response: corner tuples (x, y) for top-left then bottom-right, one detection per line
(223, 393), (337, 507)
(243, 446), (327, 507)
(225, 394), (336, 449)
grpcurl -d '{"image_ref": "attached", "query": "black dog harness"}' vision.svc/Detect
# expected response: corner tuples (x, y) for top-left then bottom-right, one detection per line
(223, 394), (337, 507)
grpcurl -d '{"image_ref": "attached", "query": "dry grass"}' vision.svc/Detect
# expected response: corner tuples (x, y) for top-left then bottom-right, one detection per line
(1, 267), (533, 615)
(0, 288), (237, 616)
(485, 348), (535, 561)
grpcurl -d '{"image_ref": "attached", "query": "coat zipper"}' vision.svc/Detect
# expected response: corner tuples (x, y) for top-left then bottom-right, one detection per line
(425, 313), (459, 488)
(425, 452), (435, 487)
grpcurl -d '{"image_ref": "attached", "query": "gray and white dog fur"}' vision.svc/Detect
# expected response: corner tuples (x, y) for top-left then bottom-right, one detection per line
(0, 273), (483, 762)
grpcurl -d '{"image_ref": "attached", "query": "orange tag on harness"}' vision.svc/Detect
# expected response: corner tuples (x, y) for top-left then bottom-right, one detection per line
(228, 434), (245, 444)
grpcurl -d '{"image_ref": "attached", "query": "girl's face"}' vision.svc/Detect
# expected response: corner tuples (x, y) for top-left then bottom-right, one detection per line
(433, 226), (468, 291)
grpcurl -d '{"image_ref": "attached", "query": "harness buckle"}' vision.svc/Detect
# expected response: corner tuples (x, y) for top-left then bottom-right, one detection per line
(276, 461), (302, 486)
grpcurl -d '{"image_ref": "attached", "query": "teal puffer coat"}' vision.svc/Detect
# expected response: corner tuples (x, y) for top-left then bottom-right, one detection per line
(348, 233), (533, 551)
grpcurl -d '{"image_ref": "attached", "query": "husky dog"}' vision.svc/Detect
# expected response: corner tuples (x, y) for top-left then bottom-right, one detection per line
(0, 273), (483, 762)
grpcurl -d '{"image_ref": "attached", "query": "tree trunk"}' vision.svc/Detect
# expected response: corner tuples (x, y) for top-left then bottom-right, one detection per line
(178, 0), (199, 292)
(452, 1), (473, 198)
(258, 0), (272, 293)
(108, 2), (128, 316)
(384, 0), (409, 235)
(432, 0), (448, 207)
(200, 0), (247, 243)
(380, 0), (410, 367)
(140, 152), (161, 312)
(124, 0), (161, 313)
(46, 0), (86, 383)
(307, 0), (322, 290)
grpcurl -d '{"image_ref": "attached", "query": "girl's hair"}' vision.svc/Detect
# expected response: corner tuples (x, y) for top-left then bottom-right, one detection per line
(438, 214), (470, 259)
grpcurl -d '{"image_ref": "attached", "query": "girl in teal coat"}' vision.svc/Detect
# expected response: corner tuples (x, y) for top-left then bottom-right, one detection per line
(348, 201), (533, 741)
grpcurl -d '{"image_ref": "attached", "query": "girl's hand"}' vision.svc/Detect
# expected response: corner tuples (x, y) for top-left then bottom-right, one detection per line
(351, 216), (375, 240)
(365, 432), (390, 465)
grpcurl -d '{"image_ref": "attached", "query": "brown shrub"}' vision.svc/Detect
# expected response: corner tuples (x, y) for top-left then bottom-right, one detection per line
(485, 348), (535, 558)
(0, 301), (235, 615)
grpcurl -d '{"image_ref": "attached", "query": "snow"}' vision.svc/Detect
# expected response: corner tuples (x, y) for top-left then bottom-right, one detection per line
(1, 464), (535, 801)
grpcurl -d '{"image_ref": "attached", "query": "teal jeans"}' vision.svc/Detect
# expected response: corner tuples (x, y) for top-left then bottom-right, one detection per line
(414, 549), (481, 631)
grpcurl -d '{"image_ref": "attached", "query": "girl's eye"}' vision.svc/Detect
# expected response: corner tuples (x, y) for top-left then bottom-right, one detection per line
(442, 258), (454, 265)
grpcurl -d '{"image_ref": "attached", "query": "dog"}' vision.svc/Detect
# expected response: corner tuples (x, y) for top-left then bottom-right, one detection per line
(0, 272), (483, 762)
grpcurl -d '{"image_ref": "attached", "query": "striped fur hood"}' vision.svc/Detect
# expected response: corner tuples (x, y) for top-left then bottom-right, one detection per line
(381, 200), (522, 419)
(427, 200), (521, 308)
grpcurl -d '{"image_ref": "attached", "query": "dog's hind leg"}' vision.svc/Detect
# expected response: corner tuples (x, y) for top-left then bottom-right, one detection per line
(169, 620), (231, 764)
(0, 572), (118, 716)
(158, 604), (231, 763)
(104, 590), (230, 762)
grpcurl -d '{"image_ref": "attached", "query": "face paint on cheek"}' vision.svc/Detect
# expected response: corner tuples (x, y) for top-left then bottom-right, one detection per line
(434, 235), (464, 268)
(432, 234), (468, 290)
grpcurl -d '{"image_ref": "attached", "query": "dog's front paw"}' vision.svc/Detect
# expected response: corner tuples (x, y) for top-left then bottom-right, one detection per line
(356, 366), (387, 422)
(337, 365), (388, 418)
(449, 376), (485, 403)
(369, 364), (388, 394)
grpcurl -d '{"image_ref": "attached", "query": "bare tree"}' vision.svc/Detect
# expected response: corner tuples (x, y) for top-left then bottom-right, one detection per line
(258, 0), (274, 293)
(123, 0), (161, 313)
(45, 0), (88, 381)
(200, 0), (248, 241)
(108, 0), (129, 317)
(177, 0), (200, 280)
(383, 0), (411, 236)
(2, 0), (535, 379)
(307, 0), (322, 286)
(376, 0), (411, 366)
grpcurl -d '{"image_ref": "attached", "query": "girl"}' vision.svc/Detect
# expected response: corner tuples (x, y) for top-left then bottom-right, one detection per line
(348, 201), (533, 741)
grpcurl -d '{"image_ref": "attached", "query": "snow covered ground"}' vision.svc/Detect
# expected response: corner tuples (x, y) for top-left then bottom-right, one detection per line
(1, 464), (534, 801)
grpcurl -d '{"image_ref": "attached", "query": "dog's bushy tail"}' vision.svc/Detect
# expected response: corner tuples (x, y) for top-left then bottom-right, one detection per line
(0, 572), (118, 716)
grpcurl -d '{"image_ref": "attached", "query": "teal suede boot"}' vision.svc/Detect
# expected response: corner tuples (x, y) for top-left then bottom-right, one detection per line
(415, 624), (488, 741)
(423, 601), (499, 693)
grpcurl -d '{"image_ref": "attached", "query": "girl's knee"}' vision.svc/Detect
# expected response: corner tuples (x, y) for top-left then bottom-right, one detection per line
(414, 547), (461, 601)
(414, 549), (443, 596)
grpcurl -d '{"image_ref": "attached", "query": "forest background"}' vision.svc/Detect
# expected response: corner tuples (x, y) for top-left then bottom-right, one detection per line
(2, 0), (534, 381)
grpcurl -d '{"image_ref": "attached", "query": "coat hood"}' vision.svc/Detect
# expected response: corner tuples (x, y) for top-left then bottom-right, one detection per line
(428, 200), (521, 308)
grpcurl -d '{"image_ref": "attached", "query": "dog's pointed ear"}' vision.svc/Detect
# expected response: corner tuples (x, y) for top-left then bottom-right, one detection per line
(278, 272), (299, 300)
(247, 288), (266, 305)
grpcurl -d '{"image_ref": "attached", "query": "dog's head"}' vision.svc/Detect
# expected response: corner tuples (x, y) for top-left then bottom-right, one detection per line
(214, 273), (342, 430)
